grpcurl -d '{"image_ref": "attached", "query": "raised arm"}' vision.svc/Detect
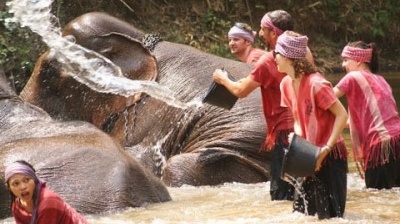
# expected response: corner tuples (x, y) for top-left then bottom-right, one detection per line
(213, 68), (260, 98)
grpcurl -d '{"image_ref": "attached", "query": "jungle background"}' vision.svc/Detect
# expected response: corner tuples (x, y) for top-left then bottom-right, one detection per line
(0, 0), (399, 93)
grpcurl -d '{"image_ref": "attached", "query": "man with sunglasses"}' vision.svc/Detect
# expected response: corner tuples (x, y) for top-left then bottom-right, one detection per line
(213, 9), (305, 201)
(228, 22), (266, 64)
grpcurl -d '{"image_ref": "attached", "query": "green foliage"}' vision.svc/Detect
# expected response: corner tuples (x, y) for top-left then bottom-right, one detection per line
(203, 10), (230, 31)
(317, 0), (399, 44)
(0, 9), (43, 92)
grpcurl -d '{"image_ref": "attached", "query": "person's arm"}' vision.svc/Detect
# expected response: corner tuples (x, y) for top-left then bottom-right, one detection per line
(333, 86), (345, 98)
(333, 86), (350, 127)
(288, 119), (302, 143)
(315, 99), (348, 171)
(213, 68), (260, 98)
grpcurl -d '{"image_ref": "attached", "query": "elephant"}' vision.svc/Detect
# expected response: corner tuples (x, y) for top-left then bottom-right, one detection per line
(20, 12), (272, 187)
(0, 68), (171, 219)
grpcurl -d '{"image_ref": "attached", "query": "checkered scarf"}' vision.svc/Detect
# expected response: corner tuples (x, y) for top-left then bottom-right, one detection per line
(228, 26), (255, 43)
(275, 31), (308, 59)
(260, 14), (283, 35)
(341, 46), (372, 63)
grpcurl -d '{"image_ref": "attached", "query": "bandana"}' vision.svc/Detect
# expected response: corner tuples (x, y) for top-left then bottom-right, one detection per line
(275, 31), (308, 59)
(260, 14), (283, 35)
(341, 46), (372, 63)
(228, 26), (255, 43)
(5, 162), (38, 183)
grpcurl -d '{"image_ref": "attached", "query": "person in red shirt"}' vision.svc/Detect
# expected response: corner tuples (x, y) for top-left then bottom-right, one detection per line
(334, 41), (400, 189)
(5, 160), (88, 224)
(213, 9), (297, 201)
(277, 31), (348, 219)
(227, 22), (266, 64)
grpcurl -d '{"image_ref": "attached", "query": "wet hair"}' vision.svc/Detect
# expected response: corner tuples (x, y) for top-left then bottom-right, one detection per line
(266, 10), (294, 32)
(346, 41), (379, 73)
(292, 58), (317, 79)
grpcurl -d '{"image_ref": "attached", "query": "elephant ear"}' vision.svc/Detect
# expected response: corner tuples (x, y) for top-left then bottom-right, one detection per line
(79, 32), (158, 82)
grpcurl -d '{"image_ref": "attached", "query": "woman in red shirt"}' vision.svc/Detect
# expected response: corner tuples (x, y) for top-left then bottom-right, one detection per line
(334, 41), (400, 189)
(5, 160), (87, 224)
(276, 31), (348, 219)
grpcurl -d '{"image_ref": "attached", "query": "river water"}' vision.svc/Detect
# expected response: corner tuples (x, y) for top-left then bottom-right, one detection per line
(85, 73), (400, 223)
(2, 0), (400, 223)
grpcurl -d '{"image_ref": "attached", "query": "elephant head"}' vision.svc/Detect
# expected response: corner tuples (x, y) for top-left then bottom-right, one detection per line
(21, 12), (271, 187)
(0, 68), (171, 218)
(21, 12), (159, 144)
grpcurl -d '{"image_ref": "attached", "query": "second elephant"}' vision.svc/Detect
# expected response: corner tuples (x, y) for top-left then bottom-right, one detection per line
(0, 68), (171, 219)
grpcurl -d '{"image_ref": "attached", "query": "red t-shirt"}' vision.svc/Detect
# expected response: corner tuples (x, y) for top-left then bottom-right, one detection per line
(245, 48), (266, 64)
(12, 185), (87, 224)
(280, 72), (344, 146)
(250, 51), (294, 149)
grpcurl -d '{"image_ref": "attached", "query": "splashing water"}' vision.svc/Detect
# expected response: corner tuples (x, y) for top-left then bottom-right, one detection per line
(6, 0), (201, 109)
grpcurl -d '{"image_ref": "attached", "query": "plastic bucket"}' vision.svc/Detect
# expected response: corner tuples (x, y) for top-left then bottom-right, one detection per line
(281, 134), (320, 181)
(202, 72), (238, 110)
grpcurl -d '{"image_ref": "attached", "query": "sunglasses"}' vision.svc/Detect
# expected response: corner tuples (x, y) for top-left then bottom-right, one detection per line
(273, 50), (281, 59)
(234, 22), (253, 35)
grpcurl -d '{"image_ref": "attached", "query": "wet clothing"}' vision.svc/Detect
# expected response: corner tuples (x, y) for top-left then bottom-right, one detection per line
(280, 72), (348, 219)
(250, 51), (294, 200)
(269, 130), (294, 201)
(364, 153), (400, 189)
(12, 184), (87, 224)
(245, 48), (266, 64)
(292, 144), (348, 219)
(336, 70), (400, 189)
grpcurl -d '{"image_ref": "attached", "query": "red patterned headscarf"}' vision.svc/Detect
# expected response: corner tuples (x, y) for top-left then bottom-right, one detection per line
(275, 31), (308, 59)
(260, 14), (283, 35)
(341, 46), (372, 63)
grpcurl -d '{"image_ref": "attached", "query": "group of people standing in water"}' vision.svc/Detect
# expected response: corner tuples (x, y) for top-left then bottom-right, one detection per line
(3, 8), (400, 224)
(213, 9), (400, 220)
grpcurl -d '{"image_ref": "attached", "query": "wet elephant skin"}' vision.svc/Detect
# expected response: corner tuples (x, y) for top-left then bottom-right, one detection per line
(0, 69), (171, 219)
(20, 12), (272, 187)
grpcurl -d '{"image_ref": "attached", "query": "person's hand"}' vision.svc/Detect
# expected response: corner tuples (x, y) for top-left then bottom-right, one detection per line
(315, 145), (332, 171)
(212, 68), (228, 84)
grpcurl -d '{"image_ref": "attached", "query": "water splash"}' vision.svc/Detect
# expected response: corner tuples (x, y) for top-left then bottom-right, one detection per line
(6, 0), (201, 109)
(285, 175), (310, 215)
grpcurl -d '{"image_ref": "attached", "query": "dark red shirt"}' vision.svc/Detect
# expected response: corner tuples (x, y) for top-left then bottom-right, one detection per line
(12, 185), (87, 224)
(250, 51), (294, 149)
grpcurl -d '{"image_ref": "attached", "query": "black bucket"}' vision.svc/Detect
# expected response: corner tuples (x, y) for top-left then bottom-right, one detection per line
(202, 71), (238, 110)
(281, 134), (320, 181)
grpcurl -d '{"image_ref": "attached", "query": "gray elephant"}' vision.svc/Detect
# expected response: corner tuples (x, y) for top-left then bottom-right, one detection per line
(20, 12), (271, 187)
(0, 68), (171, 219)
